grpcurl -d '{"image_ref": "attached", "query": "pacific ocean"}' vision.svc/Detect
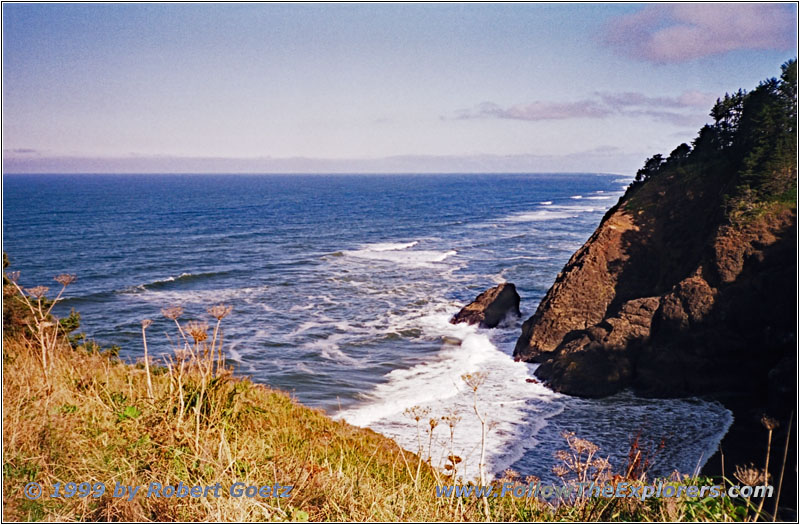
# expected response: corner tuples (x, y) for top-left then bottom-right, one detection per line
(2, 173), (731, 481)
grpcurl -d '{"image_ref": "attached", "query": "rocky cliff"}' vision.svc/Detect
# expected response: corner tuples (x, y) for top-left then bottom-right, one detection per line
(514, 170), (796, 401)
(513, 61), (797, 506)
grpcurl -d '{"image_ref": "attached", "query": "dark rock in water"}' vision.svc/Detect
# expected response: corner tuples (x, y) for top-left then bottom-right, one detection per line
(442, 336), (462, 346)
(525, 378), (539, 384)
(450, 283), (521, 328)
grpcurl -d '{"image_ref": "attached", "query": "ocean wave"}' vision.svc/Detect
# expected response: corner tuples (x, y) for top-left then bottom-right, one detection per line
(60, 271), (233, 306)
(304, 334), (363, 366)
(124, 284), (270, 306)
(547, 204), (596, 212)
(570, 195), (583, 199)
(502, 210), (579, 222)
(122, 270), (230, 294)
(335, 309), (559, 481)
(341, 242), (457, 266)
(362, 241), (419, 252)
(500, 203), (599, 222)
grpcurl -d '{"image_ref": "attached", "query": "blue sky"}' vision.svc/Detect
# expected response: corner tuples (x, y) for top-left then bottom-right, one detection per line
(3, 3), (796, 174)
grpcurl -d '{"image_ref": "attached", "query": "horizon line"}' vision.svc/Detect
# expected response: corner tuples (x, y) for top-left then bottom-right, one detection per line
(3, 171), (629, 177)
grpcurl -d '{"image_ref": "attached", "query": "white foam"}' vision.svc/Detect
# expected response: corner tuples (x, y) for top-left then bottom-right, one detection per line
(295, 362), (318, 375)
(539, 201), (553, 205)
(288, 320), (327, 338)
(570, 195), (583, 199)
(502, 210), (579, 222)
(335, 310), (557, 481)
(548, 204), (597, 212)
(586, 195), (613, 200)
(361, 241), (419, 252)
(123, 285), (270, 306)
(304, 334), (363, 366)
(289, 304), (315, 312)
(342, 244), (457, 266)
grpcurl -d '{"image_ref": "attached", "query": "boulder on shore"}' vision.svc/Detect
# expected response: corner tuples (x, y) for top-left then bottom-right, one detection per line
(450, 283), (521, 328)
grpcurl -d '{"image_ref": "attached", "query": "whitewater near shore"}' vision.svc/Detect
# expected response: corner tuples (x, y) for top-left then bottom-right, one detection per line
(3, 173), (733, 482)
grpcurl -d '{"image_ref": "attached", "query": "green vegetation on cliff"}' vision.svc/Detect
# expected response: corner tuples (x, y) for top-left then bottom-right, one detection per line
(627, 59), (797, 222)
(515, 61), (796, 515)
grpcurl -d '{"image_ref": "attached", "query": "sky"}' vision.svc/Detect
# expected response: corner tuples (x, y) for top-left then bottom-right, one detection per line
(2, 3), (797, 174)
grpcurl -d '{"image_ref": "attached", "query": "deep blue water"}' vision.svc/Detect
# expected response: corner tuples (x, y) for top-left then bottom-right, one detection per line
(3, 173), (731, 481)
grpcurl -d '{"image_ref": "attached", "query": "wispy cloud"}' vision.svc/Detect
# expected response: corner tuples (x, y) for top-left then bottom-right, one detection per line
(4, 148), (41, 155)
(601, 4), (796, 64)
(454, 100), (613, 121)
(451, 90), (716, 125)
(2, 149), (644, 175)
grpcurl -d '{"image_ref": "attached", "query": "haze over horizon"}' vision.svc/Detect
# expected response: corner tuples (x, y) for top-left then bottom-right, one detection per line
(3, 3), (797, 174)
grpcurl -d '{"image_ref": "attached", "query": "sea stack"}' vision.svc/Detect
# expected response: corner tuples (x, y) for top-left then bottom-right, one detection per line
(451, 283), (521, 328)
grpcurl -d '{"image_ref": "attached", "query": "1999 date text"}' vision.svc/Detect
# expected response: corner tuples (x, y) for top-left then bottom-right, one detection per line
(27, 481), (293, 500)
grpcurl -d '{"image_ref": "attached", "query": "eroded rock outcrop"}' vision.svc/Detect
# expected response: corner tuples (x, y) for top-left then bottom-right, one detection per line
(513, 62), (797, 507)
(514, 173), (795, 399)
(451, 283), (521, 328)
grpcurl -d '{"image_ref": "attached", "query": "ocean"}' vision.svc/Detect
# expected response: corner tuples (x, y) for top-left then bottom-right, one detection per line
(2, 173), (732, 481)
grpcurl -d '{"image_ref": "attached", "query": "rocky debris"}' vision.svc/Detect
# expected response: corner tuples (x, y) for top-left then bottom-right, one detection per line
(450, 283), (521, 328)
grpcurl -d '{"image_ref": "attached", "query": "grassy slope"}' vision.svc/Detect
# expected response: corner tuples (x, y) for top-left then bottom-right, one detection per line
(2, 312), (753, 522)
(3, 332), (452, 521)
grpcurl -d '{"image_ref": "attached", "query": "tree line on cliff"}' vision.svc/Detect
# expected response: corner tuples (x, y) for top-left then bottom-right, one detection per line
(634, 59), (796, 215)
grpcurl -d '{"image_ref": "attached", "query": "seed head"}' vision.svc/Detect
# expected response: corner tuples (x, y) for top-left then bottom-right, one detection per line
(761, 415), (779, 431)
(503, 469), (520, 481)
(403, 405), (431, 422)
(142, 319), (153, 330)
(26, 286), (49, 299)
(552, 465), (569, 478)
(734, 464), (767, 486)
(54, 274), (77, 287)
(207, 303), (233, 320)
(441, 410), (461, 429)
(161, 305), (184, 320)
(461, 371), (488, 391)
(570, 436), (599, 456)
(554, 449), (570, 462)
(7, 271), (20, 284)
(184, 320), (209, 343)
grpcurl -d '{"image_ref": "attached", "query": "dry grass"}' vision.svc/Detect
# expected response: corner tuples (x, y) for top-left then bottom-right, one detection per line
(1, 277), (760, 522)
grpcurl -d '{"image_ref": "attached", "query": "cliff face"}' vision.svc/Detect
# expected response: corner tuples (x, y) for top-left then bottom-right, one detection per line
(513, 168), (796, 402)
(513, 61), (797, 506)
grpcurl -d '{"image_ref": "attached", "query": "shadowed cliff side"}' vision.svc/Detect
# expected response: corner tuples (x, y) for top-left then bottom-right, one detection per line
(513, 61), (797, 507)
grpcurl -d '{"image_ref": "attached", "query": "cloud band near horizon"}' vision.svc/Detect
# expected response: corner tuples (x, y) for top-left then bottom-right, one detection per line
(451, 90), (718, 125)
